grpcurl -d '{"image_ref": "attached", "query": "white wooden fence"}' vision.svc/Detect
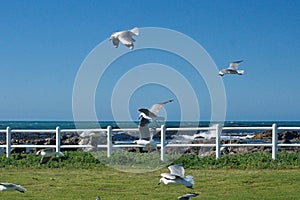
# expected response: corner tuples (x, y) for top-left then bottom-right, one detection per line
(0, 124), (299, 161)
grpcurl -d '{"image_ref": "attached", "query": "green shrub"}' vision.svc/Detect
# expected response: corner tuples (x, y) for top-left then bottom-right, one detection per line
(0, 151), (299, 169)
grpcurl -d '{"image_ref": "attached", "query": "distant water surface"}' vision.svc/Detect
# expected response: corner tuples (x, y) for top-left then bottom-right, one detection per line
(0, 121), (299, 130)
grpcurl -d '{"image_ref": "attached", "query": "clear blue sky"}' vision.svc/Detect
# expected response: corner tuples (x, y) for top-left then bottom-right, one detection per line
(0, 1), (299, 121)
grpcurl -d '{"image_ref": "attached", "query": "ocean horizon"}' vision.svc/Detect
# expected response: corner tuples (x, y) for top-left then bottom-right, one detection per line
(1, 120), (300, 130)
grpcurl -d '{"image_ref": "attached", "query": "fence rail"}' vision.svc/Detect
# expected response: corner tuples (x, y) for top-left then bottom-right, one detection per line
(1, 123), (299, 161)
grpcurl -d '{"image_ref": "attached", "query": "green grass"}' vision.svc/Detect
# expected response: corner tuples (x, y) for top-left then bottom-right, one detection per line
(0, 152), (299, 199)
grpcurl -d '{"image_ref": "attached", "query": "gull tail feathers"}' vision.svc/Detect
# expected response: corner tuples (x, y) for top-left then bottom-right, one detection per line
(237, 70), (244, 75)
(185, 175), (194, 185)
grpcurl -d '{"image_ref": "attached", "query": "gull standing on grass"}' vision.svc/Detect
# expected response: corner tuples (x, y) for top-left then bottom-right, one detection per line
(158, 164), (194, 188)
(110, 27), (139, 49)
(178, 192), (199, 200)
(135, 99), (173, 148)
(218, 60), (244, 76)
(0, 183), (26, 193)
(36, 148), (64, 164)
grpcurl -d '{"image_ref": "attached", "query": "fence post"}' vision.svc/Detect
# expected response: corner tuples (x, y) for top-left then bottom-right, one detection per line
(6, 127), (11, 158)
(56, 126), (61, 153)
(107, 126), (112, 157)
(272, 123), (278, 160)
(215, 124), (221, 159)
(160, 125), (166, 162)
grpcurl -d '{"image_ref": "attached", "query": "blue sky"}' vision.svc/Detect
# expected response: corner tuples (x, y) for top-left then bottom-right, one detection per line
(0, 1), (299, 121)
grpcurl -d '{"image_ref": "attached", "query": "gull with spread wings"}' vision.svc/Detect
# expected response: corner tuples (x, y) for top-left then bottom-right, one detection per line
(110, 27), (139, 49)
(219, 60), (244, 76)
(158, 164), (194, 188)
(135, 99), (173, 148)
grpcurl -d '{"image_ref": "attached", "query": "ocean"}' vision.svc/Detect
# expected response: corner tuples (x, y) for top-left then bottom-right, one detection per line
(0, 120), (299, 130)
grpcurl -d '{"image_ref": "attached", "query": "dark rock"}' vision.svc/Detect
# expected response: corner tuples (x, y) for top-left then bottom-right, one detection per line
(279, 131), (300, 141)
(252, 130), (272, 140)
(112, 132), (138, 141)
(281, 139), (291, 144)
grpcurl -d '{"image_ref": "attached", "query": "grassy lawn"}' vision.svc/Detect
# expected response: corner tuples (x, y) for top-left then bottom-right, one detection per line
(1, 168), (299, 199)
(0, 152), (299, 199)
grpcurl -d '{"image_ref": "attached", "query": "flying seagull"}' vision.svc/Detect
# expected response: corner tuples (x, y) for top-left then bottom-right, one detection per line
(219, 60), (244, 76)
(158, 164), (194, 188)
(135, 99), (173, 148)
(178, 193), (199, 200)
(0, 183), (26, 193)
(110, 27), (139, 49)
(138, 99), (174, 125)
(36, 148), (64, 164)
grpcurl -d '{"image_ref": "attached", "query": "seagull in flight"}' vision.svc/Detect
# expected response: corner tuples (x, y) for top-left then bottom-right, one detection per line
(36, 148), (64, 164)
(0, 183), (26, 193)
(135, 99), (173, 148)
(110, 27), (139, 49)
(178, 193), (199, 200)
(158, 164), (194, 188)
(219, 60), (244, 76)
(138, 99), (174, 125)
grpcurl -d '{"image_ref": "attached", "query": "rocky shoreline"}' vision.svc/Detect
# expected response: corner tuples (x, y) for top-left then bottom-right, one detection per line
(0, 130), (299, 155)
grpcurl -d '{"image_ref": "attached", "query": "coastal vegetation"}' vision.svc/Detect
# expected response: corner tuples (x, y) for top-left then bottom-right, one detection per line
(1, 151), (299, 170)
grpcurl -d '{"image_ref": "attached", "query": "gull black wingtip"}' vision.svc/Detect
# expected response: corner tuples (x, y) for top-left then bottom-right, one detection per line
(233, 60), (243, 63)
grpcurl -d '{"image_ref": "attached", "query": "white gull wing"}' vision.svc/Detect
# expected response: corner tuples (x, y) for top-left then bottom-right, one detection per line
(150, 99), (174, 115)
(0, 183), (26, 193)
(130, 27), (139, 35)
(168, 164), (185, 178)
(160, 173), (177, 180)
(139, 111), (153, 120)
(118, 31), (135, 45)
(118, 28), (139, 49)
(229, 60), (243, 70)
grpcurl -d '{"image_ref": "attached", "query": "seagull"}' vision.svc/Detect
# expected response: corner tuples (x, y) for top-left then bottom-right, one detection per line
(135, 99), (173, 148)
(110, 27), (139, 49)
(219, 60), (244, 76)
(0, 183), (26, 193)
(178, 193), (199, 200)
(158, 164), (194, 188)
(138, 99), (174, 125)
(36, 148), (64, 164)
